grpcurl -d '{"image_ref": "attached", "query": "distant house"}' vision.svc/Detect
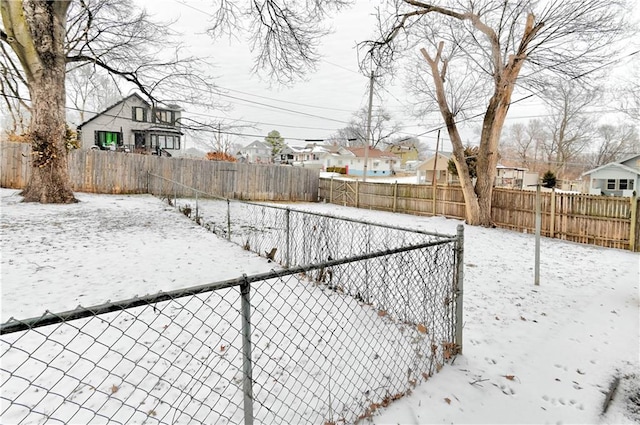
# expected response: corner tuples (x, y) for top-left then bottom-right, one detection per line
(582, 153), (640, 197)
(77, 93), (183, 156)
(416, 152), (451, 184)
(239, 140), (272, 163)
(275, 144), (303, 165)
(346, 147), (400, 177)
(495, 164), (528, 189)
(290, 143), (355, 171)
(387, 143), (419, 166)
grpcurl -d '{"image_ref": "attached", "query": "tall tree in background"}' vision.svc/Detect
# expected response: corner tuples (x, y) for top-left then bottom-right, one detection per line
(541, 82), (598, 178)
(264, 130), (285, 156)
(0, 41), (30, 133)
(330, 106), (402, 148)
(500, 120), (547, 172)
(66, 65), (121, 124)
(364, 0), (631, 226)
(587, 123), (640, 167)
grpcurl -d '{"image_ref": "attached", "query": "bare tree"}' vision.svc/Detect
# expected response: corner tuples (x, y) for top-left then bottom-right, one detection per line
(501, 123), (530, 167)
(500, 120), (549, 172)
(613, 59), (640, 121)
(66, 65), (121, 124)
(541, 82), (598, 178)
(587, 123), (639, 167)
(0, 42), (30, 133)
(330, 106), (403, 148)
(362, 0), (631, 225)
(207, 0), (350, 84)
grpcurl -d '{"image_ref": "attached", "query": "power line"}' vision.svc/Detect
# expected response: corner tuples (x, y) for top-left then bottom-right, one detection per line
(2, 93), (349, 142)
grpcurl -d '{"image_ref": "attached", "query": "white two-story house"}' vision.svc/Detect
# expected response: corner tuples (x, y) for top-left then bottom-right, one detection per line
(238, 140), (273, 163)
(77, 93), (183, 156)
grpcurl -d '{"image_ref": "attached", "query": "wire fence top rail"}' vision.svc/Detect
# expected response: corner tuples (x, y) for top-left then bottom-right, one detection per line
(149, 171), (456, 241)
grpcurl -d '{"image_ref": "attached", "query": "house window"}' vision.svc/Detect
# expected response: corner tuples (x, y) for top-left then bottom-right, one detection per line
(95, 131), (121, 149)
(607, 179), (616, 190)
(132, 106), (147, 122)
(150, 134), (180, 150)
(619, 180), (628, 190)
(152, 109), (175, 125)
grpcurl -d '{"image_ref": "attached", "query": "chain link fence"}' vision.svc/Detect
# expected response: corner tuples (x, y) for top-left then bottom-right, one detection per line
(1, 174), (464, 424)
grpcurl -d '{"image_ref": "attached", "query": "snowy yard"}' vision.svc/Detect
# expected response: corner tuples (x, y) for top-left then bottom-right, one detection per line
(1, 188), (638, 424)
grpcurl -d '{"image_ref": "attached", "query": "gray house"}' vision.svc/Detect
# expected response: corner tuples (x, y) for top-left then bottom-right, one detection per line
(77, 93), (183, 155)
(582, 153), (640, 196)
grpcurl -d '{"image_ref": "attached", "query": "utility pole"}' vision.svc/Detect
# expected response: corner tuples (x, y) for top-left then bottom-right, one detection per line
(363, 71), (374, 182)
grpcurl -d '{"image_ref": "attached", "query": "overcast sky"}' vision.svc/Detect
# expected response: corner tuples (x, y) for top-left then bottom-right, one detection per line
(144, 0), (640, 152)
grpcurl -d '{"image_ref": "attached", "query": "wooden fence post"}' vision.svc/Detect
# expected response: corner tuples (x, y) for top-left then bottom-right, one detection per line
(329, 176), (333, 204)
(630, 194), (638, 251)
(355, 180), (359, 208)
(393, 181), (398, 213)
(550, 188), (556, 238)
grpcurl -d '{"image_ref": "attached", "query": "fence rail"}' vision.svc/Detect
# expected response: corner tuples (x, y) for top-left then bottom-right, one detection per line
(1, 183), (463, 424)
(319, 177), (640, 252)
(0, 142), (319, 202)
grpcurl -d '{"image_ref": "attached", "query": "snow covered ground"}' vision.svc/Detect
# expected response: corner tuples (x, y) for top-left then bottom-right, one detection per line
(1, 188), (638, 424)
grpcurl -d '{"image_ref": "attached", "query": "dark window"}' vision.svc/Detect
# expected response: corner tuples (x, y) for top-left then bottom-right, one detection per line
(132, 106), (147, 122)
(150, 134), (180, 150)
(152, 109), (175, 125)
(95, 131), (121, 149)
(606, 179), (616, 190)
(619, 180), (629, 190)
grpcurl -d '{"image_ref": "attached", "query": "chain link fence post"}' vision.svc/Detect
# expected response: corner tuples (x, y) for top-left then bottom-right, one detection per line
(241, 276), (254, 425)
(285, 208), (290, 268)
(455, 224), (464, 353)
(227, 199), (231, 241)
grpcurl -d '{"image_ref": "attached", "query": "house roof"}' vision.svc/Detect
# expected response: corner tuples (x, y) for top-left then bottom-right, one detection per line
(244, 140), (270, 150)
(146, 125), (183, 135)
(77, 93), (182, 129)
(347, 147), (399, 159)
(617, 153), (640, 165)
(497, 164), (528, 171)
(582, 161), (640, 177)
(416, 152), (451, 171)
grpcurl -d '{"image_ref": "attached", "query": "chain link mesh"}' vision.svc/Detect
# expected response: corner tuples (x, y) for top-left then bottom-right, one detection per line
(2, 178), (462, 424)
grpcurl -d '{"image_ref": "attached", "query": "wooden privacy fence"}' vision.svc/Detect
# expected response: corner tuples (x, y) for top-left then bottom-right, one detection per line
(0, 142), (319, 202)
(319, 177), (640, 252)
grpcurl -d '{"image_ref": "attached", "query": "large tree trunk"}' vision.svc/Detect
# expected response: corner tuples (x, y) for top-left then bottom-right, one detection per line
(417, 12), (540, 226)
(421, 45), (482, 224)
(21, 68), (76, 203)
(2, 0), (76, 203)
